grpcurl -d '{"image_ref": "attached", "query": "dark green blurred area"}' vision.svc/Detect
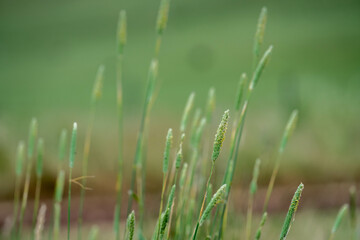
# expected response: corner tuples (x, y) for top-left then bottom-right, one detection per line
(0, 0), (360, 198)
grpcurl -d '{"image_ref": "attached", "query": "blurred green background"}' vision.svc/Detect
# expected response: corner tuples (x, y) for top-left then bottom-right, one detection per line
(0, 0), (359, 206)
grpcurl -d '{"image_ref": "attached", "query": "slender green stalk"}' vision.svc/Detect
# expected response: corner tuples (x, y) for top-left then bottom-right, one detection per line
(78, 64), (105, 240)
(279, 183), (304, 240)
(53, 171), (65, 240)
(68, 123), (78, 240)
(12, 142), (25, 237)
(125, 211), (135, 240)
(32, 138), (44, 240)
(245, 159), (261, 240)
(180, 92), (195, 133)
(328, 204), (348, 240)
(263, 109), (298, 213)
(114, 10), (127, 240)
(18, 118), (38, 239)
(34, 204), (46, 240)
(58, 129), (68, 170)
(349, 186), (357, 240)
(254, 212), (267, 240)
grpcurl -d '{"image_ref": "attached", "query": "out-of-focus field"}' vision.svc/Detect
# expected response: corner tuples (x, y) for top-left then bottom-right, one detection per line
(0, 0), (359, 204)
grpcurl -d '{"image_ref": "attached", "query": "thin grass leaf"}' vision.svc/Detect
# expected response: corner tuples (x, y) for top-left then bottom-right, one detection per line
(329, 204), (348, 240)
(180, 92), (195, 133)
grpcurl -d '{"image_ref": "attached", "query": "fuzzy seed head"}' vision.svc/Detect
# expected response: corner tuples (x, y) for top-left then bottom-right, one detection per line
(211, 110), (230, 162)
(166, 184), (176, 210)
(159, 207), (170, 238)
(15, 141), (25, 177)
(279, 110), (298, 153)
(126, 211), (135, 240)
(205, 88), (216, 122)
(156, 0), (170, 35)
(200, 184), (226, 226)
(92, 65), (105, 103)
(36, 138), (44, 178)
(28, 118), (38, 158)
(279, 183), (304, 240)
(250, 158), (261, 195)
(117, 10), (127, 55)
(69, 122), (77, 169)
(163, 128), (173, 173)
(175, 135), (185, 169)
(55, 170), (65, 203)
(180, 92), (195, 133)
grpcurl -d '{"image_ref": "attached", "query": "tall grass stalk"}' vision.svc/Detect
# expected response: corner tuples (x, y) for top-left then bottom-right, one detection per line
(125, 211), (135, 240)
(113, 10), (127, 240)
(32, 138), (44, 240)
(216, 45), (273, 239)
(78, 64), (105, 240)
(68, 123), (78, 240)
(12, 141), (25, 238)
(245, 159), (261, 240)
(349, 186), (357, 240)
(279, 183), (304, 240)
(34, 204), (46, 240)
(18, 118), (38, 238)
(58, 129), (68, 170)
(253, 7), (267, 68)
(328, 204), (348, 240)
(263, 109), (298, 213)
(53, 171), (65, 240)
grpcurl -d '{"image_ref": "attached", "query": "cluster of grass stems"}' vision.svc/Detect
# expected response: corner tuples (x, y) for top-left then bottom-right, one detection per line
(4, 2), (358, 240)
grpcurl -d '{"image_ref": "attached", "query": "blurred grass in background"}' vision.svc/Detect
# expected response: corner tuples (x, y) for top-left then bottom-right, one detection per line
(0, 0), (359, 198)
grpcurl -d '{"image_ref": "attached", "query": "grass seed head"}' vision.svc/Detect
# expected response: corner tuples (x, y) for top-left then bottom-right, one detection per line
(117, 10), (127, 55)
(180, 92), (195, 133)
(159, 207), (170, 238)
(36, 138), (44, 178)
(166, 184), (176, 210)
(92, 64), (105, 103)
(163, 128), (173, 174)
(254, 7), (267, 60)
(175, 133), (185, 169)
(15, 141), (25, 177)
(200, 184), (227, 226)
(69, 122), (77, 169)
(28, 118), (38, 158)
(156, 0), (170, 35)
(279, 183), (304, 240)
(211, 110), (230, 162)
(250, 158), (261, 195)
(255, 212), (267, 240)
(126, 210), (135, 240)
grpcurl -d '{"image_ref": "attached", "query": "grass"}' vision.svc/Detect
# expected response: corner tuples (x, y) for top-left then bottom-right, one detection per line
(2, 2), (359, 240)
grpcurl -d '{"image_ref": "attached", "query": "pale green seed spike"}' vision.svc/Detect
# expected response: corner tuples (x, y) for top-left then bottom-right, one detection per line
(211, 110), (230, 162)
(92, 64), (105, 103)
(250, 159), (261, 195)
(190, 109), (201, 146)
(15, 141), (25, 177)
(200, 184), (226, 226)
(145, 59), (159, 106)
(331, 204), (348, 235)
(180, 92), (195, 133)
(159, 208), (170, 239)
(36, 138), (44, 178)
(117, 10), (127, 55)
(126, 211), (135, 240)
(88, 226), (99, 240)
(254, 212), (267, 240)
(279, 110), (298, 154)
(253, 7), (267, 63)
(55, 171), (65, 203)
(175, 133), (185, 169)
(179, 163), (188, 188)
(163, 128), (173, 174)
(166, 184), (176, 210)
(28, 118), (38, 159)
(349, 186), (357, 239)
(194, 117), (207, 148)
(156, 0), (170, 35)
(58, 129), (67, 163)
(249, 45), (273, 91)
(69, 122), (77, 169)
(279, 183), (304, 240)
(235, 73), (247, 111)
(205, 88), (216, 122)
